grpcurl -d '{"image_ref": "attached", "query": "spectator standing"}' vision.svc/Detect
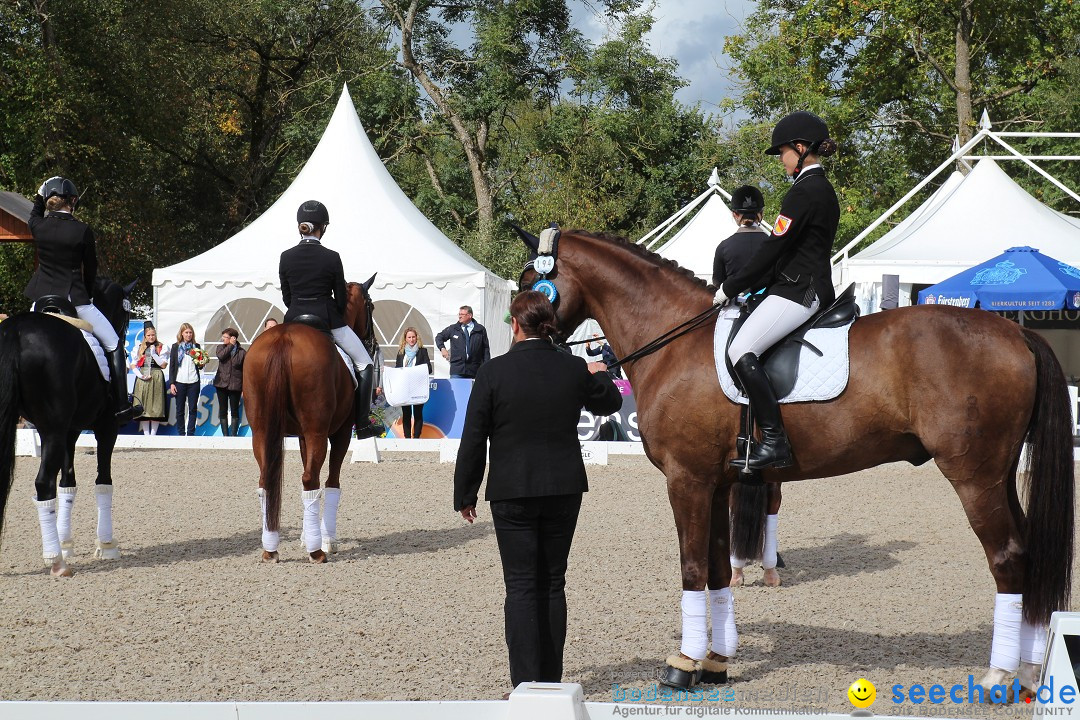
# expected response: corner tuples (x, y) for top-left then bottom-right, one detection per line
(213, 327), (246, 436)
(131, 322), (169, 435)
(435, 305), (490, 378)
(393, 327), (432, 438)
(168, 322), (206, 436)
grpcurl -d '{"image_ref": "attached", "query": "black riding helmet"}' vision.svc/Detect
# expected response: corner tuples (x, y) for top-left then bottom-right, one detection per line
(42, 177), (80, 208)
(730, 185), (765, 215)
(765, 111), (830, 156)
(297, 200), (330, 227)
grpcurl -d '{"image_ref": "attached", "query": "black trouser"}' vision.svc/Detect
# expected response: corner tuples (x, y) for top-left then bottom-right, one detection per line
(401, 404), (424, 438)
(217, 388), (242, 436)
(490, 493), (582, 688)
(173, 382), (200, 436)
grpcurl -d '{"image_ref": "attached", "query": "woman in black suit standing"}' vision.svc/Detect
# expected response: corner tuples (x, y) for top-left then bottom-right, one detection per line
(393, 327), (432, 438)
(454, 290), (622, 691)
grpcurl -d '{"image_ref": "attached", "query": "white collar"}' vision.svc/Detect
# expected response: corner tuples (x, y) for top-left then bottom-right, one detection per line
(800, 163), (822, 173)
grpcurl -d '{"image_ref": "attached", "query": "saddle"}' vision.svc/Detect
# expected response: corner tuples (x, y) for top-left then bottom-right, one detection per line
(34, 295), (78, 318)
(724, 284), (858, 400)
(289, 314), (332, 336)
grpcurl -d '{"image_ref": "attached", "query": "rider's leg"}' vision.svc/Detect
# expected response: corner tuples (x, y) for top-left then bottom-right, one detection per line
(330, 325), (381, 439)
(77, 303), (140, 423)
(727, 296), (818, 471)
(330, 325), (373, 371)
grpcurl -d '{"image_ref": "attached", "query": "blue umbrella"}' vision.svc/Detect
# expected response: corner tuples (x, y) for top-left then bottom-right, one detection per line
(918, 246), (1080, 311)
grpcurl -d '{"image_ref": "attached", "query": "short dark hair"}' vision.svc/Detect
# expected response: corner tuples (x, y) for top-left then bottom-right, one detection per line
(223, 327), (239, 338)
(510, 291), (557, 339)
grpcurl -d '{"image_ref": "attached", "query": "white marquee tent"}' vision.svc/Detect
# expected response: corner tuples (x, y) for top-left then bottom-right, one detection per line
(652, 193), (741, 283)
(152, 85), (512, 373)
(835, 158), (1080, 315)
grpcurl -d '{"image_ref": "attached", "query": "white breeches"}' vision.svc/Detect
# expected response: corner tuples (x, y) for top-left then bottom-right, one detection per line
(75, 304), (119, 352)
(331, 326), (373, 371)
(728, 295), (819, 364)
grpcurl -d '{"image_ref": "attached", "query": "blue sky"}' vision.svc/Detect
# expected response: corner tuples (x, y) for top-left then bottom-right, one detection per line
(570, 1), (756, 116)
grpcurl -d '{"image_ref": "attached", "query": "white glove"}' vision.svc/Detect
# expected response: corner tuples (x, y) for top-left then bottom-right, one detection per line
(713, 287), (729, 306)
(37, 176), (62, 198)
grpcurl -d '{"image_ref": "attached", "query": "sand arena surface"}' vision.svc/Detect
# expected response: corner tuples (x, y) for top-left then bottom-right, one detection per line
(0, 449), (1075, 713)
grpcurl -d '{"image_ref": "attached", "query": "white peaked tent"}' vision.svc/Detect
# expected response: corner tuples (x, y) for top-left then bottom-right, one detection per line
(836, 159), (1080, 314)
(152, 85), (512, 371)
(653, 193), (741, 282)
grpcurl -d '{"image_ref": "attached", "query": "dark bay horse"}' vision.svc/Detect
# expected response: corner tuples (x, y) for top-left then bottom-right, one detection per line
(517, 228), (1073, 694)
(0, 279), (137, 576)
(243, 278), (375, 564)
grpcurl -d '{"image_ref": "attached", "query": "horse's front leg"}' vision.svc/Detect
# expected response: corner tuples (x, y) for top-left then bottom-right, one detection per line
(660, 472), (718, 689)
(91, 418), (120, 560)
(319, 422), (353, 554)
(33, 430), (71, 576)
(300, 432), (329, 564)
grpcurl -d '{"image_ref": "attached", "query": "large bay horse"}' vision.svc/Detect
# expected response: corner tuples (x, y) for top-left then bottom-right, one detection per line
(0, 278), (137, 576)
(243, 278), (375, 564)
(517, 228), (1073, 695)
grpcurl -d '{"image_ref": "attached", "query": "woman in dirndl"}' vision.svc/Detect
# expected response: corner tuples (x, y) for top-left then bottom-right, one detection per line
(130, 321), (169, 435)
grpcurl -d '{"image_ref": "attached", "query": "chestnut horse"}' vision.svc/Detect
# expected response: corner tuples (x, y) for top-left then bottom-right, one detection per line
(517, 228), (1073, 695)
(242, 278), (375, 563)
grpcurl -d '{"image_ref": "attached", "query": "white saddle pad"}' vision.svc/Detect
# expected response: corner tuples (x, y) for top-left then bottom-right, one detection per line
(383, 364), (431, 407)
(82, 330), (109, 381)
(713, 306), (853, 404)
(336, 346), (357, 389)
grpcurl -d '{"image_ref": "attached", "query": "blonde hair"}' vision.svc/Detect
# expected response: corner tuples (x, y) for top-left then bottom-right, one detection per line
(176, 322), (196, 343)
(138, 327), (159, 356)
(398, 327), (424, 354)
(45, 196), (73, 213)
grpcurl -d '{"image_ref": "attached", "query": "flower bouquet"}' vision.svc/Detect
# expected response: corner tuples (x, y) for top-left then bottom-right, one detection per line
(188, 347), (210, 368)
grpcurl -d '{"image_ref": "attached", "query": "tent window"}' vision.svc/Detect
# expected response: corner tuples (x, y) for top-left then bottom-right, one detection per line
(202, 299), (285, 373)
(372, 300), (433, 365)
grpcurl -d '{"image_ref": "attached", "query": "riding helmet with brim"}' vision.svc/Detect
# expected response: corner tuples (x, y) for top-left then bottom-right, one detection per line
(43, 177), (79, 201)
(730, 185), (765, 214)
(297, 200), (330, 226)
(765, 111), (831, 155)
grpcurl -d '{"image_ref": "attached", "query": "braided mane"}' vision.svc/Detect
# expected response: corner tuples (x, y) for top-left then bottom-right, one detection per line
(565, 229), (714, 290)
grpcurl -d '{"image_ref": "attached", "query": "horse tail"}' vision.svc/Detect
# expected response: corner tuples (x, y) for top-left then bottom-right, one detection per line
(261, 335), (290, 533)
(0, 324), (20, 543)
(1020, 328), (1074, 626)
(729, 480), (767, 562)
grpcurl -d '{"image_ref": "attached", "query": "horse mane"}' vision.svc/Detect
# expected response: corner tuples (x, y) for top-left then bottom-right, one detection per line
(565, 229), (714, 290)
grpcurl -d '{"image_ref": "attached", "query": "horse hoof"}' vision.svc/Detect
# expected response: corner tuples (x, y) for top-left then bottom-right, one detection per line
(729, 569), (744, 588)
(60, 540), (75, 560)
(700, 654), (728, 685)
(321, 538), (339, 554)
(94, 541), (120, 560)
(660, 655), (701, 690)
(763, 568), (781, 587)
(48, 559), (72, 577)
(261, 551), (279, 563)
(309, 550), (328, 564)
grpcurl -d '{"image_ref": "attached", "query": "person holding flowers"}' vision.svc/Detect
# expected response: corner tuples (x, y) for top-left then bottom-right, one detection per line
(130, 321), (169, 435)
(168, 322), (208, 436)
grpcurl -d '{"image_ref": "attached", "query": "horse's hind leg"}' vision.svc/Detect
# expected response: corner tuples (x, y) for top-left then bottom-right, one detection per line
(300, 432), (329, 563)
(56, 430), (79, 560)
(91, 419), (120, 560)
(762, 482), (782, 587)
(939, 452), (1026, 699)
(320, 424), (352, 554)
(32, 430), (71, 576)
(703, 482), (735, 684)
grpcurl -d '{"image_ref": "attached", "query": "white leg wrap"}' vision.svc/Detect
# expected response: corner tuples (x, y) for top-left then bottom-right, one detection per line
(259, 489), (279, 552)
(321, 488), (341, 551)
(990, 593), (1022, 672)
(709, 587), (738, 657)
(302, 489), (323, 553)
(729, 554), (746, 569)
(94, 485), (114, 544)
(1020, 620), (1049, 666)
(35, 498), (61, 561)
(57, 486), (77, 544)
(761, 514), (779, 569)
(679, 590), (709, 660)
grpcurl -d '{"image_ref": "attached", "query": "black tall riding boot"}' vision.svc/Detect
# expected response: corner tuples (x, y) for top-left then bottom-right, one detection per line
(730, 353), (792, 470)
(354, 365), (381, 440)
(108, 346), (141, 424)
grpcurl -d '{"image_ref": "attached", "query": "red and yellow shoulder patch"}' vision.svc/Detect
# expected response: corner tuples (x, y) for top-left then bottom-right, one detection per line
(773, 214), (793, 236)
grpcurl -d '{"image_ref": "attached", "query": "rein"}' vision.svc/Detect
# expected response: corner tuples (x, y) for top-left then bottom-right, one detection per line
(563, 304), (721, 370)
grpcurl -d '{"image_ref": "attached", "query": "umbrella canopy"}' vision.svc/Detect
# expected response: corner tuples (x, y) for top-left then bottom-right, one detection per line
(917, 246), (1080, 311)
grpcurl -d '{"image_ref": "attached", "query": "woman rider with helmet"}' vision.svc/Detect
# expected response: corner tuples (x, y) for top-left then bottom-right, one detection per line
(713, 185), (770, 290)
(278, 200), (379, 439)
(712, 112), (840, 471)
(25, 176), (140, 423)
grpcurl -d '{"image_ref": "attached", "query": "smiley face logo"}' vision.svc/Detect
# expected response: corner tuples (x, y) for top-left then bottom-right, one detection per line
(848, 678), (876, 708)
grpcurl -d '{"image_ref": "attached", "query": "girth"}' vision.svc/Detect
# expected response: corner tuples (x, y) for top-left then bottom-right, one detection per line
(724, 283), (858, 400)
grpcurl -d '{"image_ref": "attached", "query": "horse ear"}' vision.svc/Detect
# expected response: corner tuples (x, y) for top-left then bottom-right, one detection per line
(123, 279), (137, 296)
(361, 273), (376, 293)
(508, 222), (540, 255)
